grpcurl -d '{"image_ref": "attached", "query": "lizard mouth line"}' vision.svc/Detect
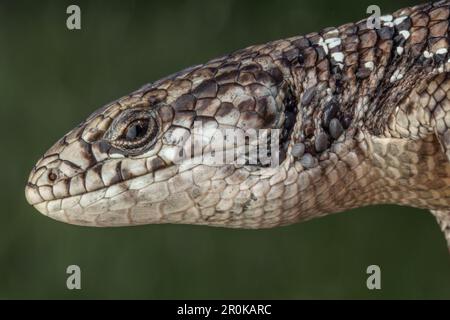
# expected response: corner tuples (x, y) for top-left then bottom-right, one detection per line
(26, 135), (289, 209)
(26, 170), (157, 211)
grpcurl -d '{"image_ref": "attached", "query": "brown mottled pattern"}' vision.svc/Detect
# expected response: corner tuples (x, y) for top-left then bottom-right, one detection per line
(25, 1), (450, 252)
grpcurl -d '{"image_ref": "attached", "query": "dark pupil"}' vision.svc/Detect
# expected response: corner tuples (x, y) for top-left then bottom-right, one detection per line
(126, 120), (148, 141)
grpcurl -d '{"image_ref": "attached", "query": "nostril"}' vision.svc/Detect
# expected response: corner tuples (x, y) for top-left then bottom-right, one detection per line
(48, 171), (58, 182)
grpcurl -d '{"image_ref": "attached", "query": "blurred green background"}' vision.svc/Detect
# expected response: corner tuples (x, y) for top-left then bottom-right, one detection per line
(0, 0), (449, 299)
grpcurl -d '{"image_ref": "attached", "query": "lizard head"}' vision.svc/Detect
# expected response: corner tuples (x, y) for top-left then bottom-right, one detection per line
(25, 55), (305, 228)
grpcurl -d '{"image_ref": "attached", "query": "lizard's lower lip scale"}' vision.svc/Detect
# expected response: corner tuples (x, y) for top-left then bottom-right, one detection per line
(25, 1), (450, 252)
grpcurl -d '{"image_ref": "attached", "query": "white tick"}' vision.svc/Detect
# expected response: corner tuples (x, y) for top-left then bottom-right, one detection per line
(318, 37), (329, 55)
(331, 52), (344, 63)
(364, 61), (375, 71)
(325, 37), (342, 49)
(436, 48), (448, 55)
(390, 69), (404, 83)
(397, 47), (404, 55)
(383, 22), (394, 28)
(380, 15), (393, 22)
(324, 29), (339, 38)
(424, 50), (434, 59)
(399, 30), (410, 39)
(394, 16), (407, 25)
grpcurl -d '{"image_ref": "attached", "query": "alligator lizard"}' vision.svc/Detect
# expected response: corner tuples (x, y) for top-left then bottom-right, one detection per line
(25, 1), (450, 252)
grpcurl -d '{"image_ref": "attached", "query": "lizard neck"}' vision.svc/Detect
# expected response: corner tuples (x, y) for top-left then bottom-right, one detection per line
(367, 133), (450, 210)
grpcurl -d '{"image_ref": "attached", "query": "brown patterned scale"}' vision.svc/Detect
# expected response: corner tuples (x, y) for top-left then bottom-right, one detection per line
(25, 1), (450, 253)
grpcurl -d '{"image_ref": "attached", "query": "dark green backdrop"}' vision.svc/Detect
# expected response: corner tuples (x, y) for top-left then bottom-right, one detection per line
(1, 0), (449, 299)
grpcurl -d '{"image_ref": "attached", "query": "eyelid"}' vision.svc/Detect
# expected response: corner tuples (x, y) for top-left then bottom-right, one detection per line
(103, 108), (160, 153)
(105, 108), (152, 139)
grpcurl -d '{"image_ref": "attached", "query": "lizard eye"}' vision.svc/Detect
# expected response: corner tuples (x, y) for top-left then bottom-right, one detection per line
(117, 117), (158, 150)
(124, 119), (150, 141)
(106, 108), (159, 153)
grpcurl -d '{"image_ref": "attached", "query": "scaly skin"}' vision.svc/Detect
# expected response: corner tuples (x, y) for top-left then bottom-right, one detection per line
(25, 1), (450, 251)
